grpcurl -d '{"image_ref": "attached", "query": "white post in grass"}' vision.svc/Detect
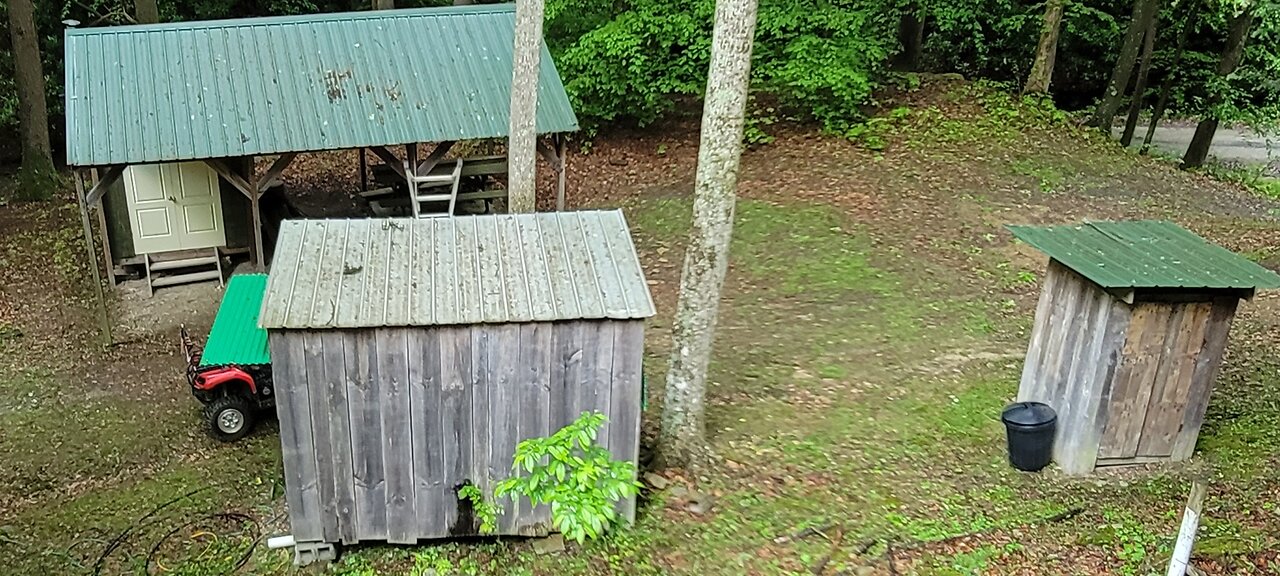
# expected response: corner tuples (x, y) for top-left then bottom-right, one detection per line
(1166, 481), (1207, 576)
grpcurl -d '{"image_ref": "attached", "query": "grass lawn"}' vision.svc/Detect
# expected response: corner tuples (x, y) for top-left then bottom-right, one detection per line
(1, 82), (1279, 575)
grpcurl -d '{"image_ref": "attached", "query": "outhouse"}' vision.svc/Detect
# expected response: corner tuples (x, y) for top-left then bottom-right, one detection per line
(1009, 220), (1280, 475)
(258, 211), (653, 559)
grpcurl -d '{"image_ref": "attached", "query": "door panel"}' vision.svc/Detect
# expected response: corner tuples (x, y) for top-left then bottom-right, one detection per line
(123, 162), (225, 254)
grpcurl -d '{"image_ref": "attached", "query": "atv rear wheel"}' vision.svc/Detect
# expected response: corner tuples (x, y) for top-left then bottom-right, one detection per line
(205, 395), (255, 442)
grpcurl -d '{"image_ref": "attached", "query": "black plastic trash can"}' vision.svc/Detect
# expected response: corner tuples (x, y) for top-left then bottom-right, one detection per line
(1001, 402), (1057, 472)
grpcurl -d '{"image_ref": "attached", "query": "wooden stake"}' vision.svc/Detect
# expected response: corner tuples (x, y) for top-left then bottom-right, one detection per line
(248, 157), (265, 269)
(556, 134), (567, 211)
(90, 168), (116, 286)
(1166, 481), (1207, 576)
(74, 170), (113, 346)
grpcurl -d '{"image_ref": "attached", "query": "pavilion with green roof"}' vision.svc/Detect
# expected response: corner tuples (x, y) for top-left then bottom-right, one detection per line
(1008, 220), (1280, 475)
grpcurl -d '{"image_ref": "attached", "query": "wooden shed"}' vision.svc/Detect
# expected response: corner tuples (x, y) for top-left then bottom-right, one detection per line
(1009, 220), (1280, 475)
(258, 211), (654, 559)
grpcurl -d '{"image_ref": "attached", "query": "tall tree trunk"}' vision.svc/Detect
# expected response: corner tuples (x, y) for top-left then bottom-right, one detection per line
(507, 0), (545, 213)
(1090, 0), (1161, 128)
(1183, 10), (1253, 168)
(1023, 0), (1065, 94)
(7, 0), (54, 199)
(895, 3), (924, 71)
(1142, 3), (1199, 154)
(1121, 13), (1158, 146)
(135, 0), (158, 23)
(658, 0), (759, 471)
(372, 0), (394, 9)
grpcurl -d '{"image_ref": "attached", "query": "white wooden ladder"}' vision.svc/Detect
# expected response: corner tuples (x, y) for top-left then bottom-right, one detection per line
(405, 158), (463, 218)
(144, 247), (224, 297)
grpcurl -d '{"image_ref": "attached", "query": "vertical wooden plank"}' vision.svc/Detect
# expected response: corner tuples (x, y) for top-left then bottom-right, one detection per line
(516, 322), (553, 535)
(1099, 303), (1175, 459)
(1033, 267), (1085, 407)
(470, 326), (493, 516)
(1139, 302), (1212, 457)
(490, 324), (523, 533)
(321, 331), (358, 545)
(549, 321), (585, 432)
(1045, 281), (1101, 471)
(608, 321), (645, 524)
(579, 321), (616, 447)
(1172, 297), (1238, 460)
(345, 330), (387, 540)
(1017, 261), (1066, 403)
(439, 326), (474, 535)
(271, 333), (324, 542)
(1044, 272), (1092, 416)
(1055, 290), (1130, 474)
(409, 327), (447, 539)
(378, 328), (417, 544)
(302, 332), (339, 543)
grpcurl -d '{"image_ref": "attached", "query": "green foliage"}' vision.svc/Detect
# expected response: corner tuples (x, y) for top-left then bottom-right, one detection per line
(458, 483), (500, 535)
(495, 411), (640, 544)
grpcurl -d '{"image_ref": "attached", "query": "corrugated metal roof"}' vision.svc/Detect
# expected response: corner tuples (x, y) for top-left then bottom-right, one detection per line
(200, 273), (271, 366)
(1007, 220), (1280, 290)
(64, 5), (579, 167)
(259, 211), (655, 329)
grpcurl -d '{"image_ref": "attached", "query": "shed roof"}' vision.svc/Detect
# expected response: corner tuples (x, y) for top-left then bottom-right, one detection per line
(259, 211), (655, 329)
(64, 5), (579, 167)
(200, 273), (270, 366)
(1007, 220), (1280, 290)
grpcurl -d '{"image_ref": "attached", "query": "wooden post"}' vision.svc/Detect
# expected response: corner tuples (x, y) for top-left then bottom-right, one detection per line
(1166, 481), (1207, 576)
(359, 148), (368, 192)
(90, 168), (116, 286)
(73, 170), (113, 346)
(555, 135), (567, 211)
(249, 157), (265, 269)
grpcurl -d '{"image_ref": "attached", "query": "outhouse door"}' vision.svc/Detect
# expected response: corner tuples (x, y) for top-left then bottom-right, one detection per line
(123, 162), (226, 254)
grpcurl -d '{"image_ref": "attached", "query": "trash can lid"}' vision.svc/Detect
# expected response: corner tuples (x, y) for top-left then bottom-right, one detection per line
(1001, 402), (1057, 426)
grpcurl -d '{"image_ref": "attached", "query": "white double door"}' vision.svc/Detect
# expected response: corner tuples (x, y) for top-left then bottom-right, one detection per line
(124, 162), (226, 254)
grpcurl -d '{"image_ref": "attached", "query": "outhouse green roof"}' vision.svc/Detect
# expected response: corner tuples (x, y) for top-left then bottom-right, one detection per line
(1007, 220), (1280, 290)
(200, 274), (270, 367)
(64, 5), (579, 167)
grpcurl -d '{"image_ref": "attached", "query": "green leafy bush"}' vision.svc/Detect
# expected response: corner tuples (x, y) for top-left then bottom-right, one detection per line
(495, 411), (640, 543)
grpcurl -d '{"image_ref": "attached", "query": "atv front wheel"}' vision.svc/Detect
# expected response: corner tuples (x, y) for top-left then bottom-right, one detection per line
(205, 395), (255, 442)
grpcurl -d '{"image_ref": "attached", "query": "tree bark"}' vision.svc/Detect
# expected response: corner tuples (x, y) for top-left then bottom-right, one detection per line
(1121, 12), (1158, 146)
(1182, 10), (1253, 169)
(1089, 0), (1161, 128)
(1142, 4), (1198, 154)
(7, 0), (55, 195)
(372, 0), (394, 9)
(507, 0), (546, 213)
(1023, 0), (1065, 94)
(658, 0), (759, 471)
(135, 0), (159, 23)
(894, 3), (924, 71)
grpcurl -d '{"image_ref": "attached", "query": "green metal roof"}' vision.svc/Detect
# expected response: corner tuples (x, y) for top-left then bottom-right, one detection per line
(1007, 220), (1280, 290)
(64, 5), (579, 167)
(200, 274), (271, 367)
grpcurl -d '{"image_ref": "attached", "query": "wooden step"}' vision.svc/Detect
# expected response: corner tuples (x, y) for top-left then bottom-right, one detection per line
(148, 254), (219, 271)
(150, 269), (222, 288)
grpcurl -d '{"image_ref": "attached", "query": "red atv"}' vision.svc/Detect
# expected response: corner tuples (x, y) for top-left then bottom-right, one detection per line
(180, 274), (274, 442)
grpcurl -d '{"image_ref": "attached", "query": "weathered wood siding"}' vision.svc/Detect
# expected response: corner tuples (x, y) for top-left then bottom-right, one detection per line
(270, 319), (645, 545)
(1018, 260), (1239, 475)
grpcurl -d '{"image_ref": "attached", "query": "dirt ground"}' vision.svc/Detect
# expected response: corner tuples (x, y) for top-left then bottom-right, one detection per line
(2, 81), (1280, 575)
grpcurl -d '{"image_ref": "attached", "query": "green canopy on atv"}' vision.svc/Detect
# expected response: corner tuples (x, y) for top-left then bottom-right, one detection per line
(199, 274), (270, 367)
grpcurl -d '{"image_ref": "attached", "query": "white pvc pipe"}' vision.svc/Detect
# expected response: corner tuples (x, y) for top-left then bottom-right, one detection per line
(1166, 482), (1207, 576)
(267, 535), (296, 550)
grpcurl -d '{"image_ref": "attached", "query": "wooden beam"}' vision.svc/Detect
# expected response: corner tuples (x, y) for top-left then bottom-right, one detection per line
(555, 135), (567, 211)
(536, 137), (560, 166)
(73, 170), (113, 345)
(368, 145), (407, 180)
(84, 165), (124, 207)
(205, 158), (255, 199)
(405, 144), (419, 218)
(248, 158), (265, 268)
(416, 141), (455, 175)
(258, 152), (298, 193)
(90, 169), (116, 286)
(359, 148), (369, 192)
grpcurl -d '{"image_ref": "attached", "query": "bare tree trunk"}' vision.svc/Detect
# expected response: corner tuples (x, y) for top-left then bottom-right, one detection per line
(1183, 10), (1253, 168)
(658, 0), (759, 471)
(507, 0), (545, 213)
(1090, 0), (1161, 128)
(894, 3), (924, 71)
(135, 0), (158, 23)
(1023, 0), (1065, 94)
(1121, 13), (1158, 146)
(1142, 4), (1198, 154)
(372, 0), (394, 9)
(7, 0), (55, 200)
